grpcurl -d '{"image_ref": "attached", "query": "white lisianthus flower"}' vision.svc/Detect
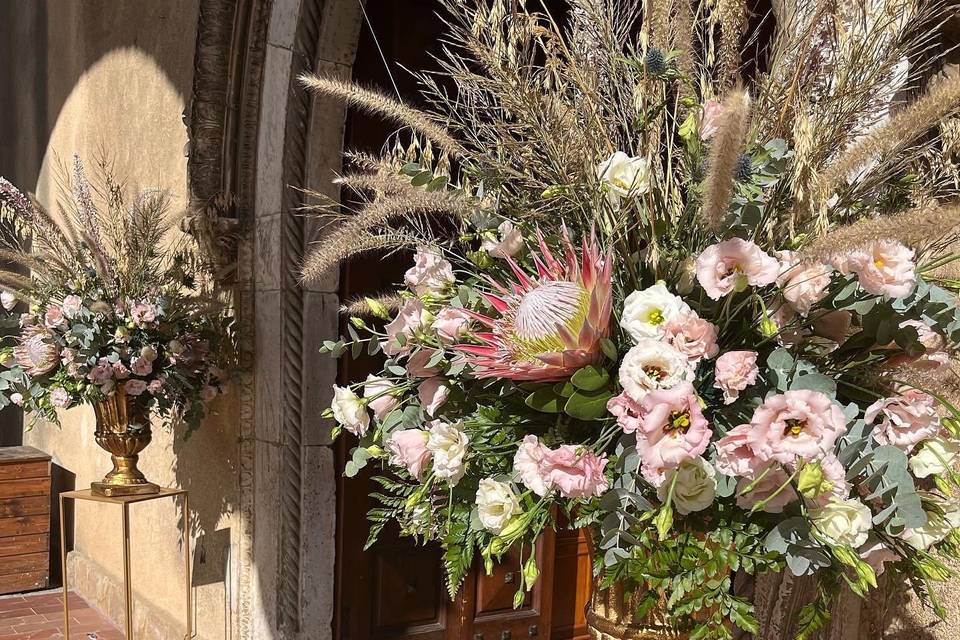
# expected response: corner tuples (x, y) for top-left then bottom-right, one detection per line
(901, 510), (954, 550)
(597, 151), (651, 205)
(482, 221), (524, 258)
(1, 291), (16, 311)
(617, 339), (694, 402)
(427, 420), (470, 485)
(513, 435), (549, 496)
(909, 437), (960, 478)
(811, 498), (872, 548)
(620, 283), (691, 341)
(330, 385), (370, 436)
(657, 457), (717, 515)
(475, 478), (521, 533)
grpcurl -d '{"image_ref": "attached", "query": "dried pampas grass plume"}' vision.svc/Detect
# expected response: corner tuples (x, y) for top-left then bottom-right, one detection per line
(799, 202), (960, 264)
(701, 87), (752, 232)
(299, 74), (466, 158)
(716, 0), (746, 88)
(301, 233), (410, 284)
(821, 71), (960, 198)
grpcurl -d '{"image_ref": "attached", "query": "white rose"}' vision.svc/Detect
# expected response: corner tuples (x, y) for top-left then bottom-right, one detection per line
(513, 435), (549, 496)
(620, 283), (691, 341)
(482, 221), (524, 258)
(617, 339), (694, 402)
(475, 478), (521, 533)
(909, 437), (960, 478)
(427, 420), (469, 485)
(657, 458), (717, 515)
(330, 385), (370, 436)
(597, 151), (651, 204)
(811, 498), (872, 548)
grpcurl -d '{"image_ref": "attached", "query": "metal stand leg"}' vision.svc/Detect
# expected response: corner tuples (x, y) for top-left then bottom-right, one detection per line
(122, 502), (133, 639)
(60, 495), (70, 639)
(183, 492), (192, 639)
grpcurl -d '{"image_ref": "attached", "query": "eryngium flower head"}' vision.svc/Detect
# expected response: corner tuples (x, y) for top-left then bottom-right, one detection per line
(457, 229), (612, 381)
(14, 326), (60, 376)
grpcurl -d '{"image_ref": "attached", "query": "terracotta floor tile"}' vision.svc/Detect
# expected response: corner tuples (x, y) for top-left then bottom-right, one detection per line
(0, 611), (34, 623)
(0, 592), (118, 640)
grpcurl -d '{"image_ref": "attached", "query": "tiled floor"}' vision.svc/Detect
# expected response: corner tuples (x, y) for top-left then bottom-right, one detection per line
(0, 590), (121, 640)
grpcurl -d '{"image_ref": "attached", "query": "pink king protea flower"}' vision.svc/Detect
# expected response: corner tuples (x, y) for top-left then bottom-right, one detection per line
(457, 228), (612, 381)
(14, 326), (60, 376)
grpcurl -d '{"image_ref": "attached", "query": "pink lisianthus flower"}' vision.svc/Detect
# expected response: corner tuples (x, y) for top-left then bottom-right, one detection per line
(833, 240), (916, 298)
(382, 299), (429, 356)
(865, 389), (940, 452)
(147, 379), (164, 394)
(44, 305), (66, 329)
(418, 377), (450, 417)
(747, 390), (848, 464)
(776, 251), (833, 316)
(363, 375), (399, 421)
(804, 454), (852, 507)
(130, 302), (158, 326)
(513, 435), (550, 496)
(695, 238), (779, 300)
(131, 357), (153, 377)
(124, 379), (148, 396)
(88, 358), (113, 384)
(735, 463), (798, 513)
(49, 387), (71, 409)
(406, 350), (439, 378)
(61, 294), (82, 319)
(433, 307), (471, 344)
(713, 351), (759, 405)
(404, 247), (455, 296)
(607, 392), (644, 434)
(887, 319), (950, 370)
(636, 383), (711, 484)
(700, 99), (723, 139)
(112, 362), (131, 380)
(539, 445), (609, 498)
(387, 428), (432, 480)
(662, 312), (719, 363)
(811, 309), (852, 346)
(859, 539), (899, 576)
(714, 424), (765, 477)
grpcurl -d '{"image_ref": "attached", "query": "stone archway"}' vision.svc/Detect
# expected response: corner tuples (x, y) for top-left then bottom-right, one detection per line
(188, 1), (362, 638)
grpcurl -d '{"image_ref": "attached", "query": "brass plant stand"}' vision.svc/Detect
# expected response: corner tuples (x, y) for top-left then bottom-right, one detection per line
(59, 488), (192, 639)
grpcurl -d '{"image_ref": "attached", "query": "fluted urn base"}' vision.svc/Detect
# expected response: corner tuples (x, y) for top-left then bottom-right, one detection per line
(586, 581), (692, 640)
(91, 390), (159, 497)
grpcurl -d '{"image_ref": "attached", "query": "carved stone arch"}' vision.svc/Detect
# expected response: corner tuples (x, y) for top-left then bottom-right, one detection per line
(187, 1), (363, 638)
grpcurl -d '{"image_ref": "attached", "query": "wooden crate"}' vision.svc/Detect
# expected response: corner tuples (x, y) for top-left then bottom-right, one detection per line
(0, 446), (51, 595)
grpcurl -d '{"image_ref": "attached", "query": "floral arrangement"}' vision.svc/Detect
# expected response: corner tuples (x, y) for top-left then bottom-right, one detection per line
(0, 157), (230, 429)
(305, 1), (960, 637)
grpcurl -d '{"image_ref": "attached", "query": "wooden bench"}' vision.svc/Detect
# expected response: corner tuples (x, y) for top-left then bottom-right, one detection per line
(0, 446), (51, 595)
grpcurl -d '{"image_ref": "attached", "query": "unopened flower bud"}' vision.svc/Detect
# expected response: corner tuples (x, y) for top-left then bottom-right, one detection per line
(797, 462), (833, 499)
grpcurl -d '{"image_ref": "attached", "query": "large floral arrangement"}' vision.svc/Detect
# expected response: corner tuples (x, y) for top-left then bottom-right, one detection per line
(306, 1), (960, 637)
(0, 157), (230, 429)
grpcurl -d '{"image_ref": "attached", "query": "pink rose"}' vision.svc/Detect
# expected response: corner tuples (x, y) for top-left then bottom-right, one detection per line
(695, 238), (780, 300)
(747, 390), (848, 464)
(404, 247), (454, 296)
(49, 387), (71, 409)
(148, 379), (164, 394)
(513, 435), (550, 496)
(662, 312), (719, 363)
(700, 99), (723, 139)
(865, 390), (940, 452)
(714, 424), (764, 477)
(124, 379), (148, 396)
(382, 299), (427, 356)
(44, 305), (66, 329)
(607, 393), (644, 434)
(387, 429), (432, 480)
(418, 377), (450, 417)
(539, 445), (609, 498)
(130, 302), (158, 326)
(735, 463), (798, 513)
(131, 357), (153, 377)
(636, 383), (711, 484)
(433, 307), (471, 344)
(88, 358), (113, 384)
(776, 251), (832, 316)
(406, 350), (439, 378)
(61, 295), (82, 319)
(363, 375), (399, 420)
(112, 362), (131, 380)
(714, 351), (759, 404)
(833, 240), (916, 298)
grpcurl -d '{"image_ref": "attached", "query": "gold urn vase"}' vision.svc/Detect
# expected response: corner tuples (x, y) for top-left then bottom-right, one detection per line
(586, 581), (692, 640)
(91, 389), (159, 497)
